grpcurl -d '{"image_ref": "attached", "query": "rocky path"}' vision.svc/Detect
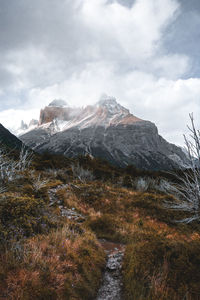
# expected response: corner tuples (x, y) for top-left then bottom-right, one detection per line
(96, 240), (125, 300)
(49, 185), (125, 299)
(48, 184), (85, 222)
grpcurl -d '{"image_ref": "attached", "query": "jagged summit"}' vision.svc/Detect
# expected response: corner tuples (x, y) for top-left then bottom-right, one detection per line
(48, 99), (68, 107)
(96, 95), (129, 114)
(20, 95), (189, 170)
(97, 94), (118, 106)
(20, 120), (28, 131)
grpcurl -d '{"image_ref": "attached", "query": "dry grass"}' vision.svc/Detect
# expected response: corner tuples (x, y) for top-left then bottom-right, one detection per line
(68, 182), (200, 299)
(1, 154), (200, 299)
(0, 224), (105, 300)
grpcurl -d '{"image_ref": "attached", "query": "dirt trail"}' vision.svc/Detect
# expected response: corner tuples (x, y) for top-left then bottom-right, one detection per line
(96, 239), (125, 300)
(49, 185), (125, 299)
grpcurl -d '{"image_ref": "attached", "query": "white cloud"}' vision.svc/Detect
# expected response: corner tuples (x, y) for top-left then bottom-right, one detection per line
(0, 108), (40, 133)
(0, 0), (199, 147)
(80, 0), (180, 64)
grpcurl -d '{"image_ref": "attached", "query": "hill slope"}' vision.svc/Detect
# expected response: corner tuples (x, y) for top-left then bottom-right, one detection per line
(0, 123), (23, 150)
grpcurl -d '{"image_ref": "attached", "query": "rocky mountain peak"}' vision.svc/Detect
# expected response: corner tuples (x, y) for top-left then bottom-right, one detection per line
(29, 119), (39, 127)
(97, 94), (117, 106)
(20, 95), (189, 170)
(39, 101), (72, 125)
(20, 120), (28, 130)
(48, 99), (68, 108)
(97, 94), (129, 115)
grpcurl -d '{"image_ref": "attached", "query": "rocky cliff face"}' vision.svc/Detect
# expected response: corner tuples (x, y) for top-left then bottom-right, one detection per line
(0, 124), (23, 150)
(20, 96), (189, 170)
(39, 99), (81, 126)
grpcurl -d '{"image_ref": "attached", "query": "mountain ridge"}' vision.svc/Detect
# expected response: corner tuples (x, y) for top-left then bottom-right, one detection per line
(20, 96), (189, 170)
(0, 123), (23, 150)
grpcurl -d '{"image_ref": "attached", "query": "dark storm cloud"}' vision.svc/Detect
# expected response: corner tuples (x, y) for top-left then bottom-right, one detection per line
(164, 0), (200, 77)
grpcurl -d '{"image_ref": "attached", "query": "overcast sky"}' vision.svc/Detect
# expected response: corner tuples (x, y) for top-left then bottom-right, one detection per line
(0, 0), (200, 145)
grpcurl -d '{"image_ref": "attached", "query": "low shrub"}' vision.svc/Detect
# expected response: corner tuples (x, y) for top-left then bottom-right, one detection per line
(86, 214), (121, 241)
(0, 225), (105, 300)
(0, 193), (55, 241)
(123, 234), (200, 300)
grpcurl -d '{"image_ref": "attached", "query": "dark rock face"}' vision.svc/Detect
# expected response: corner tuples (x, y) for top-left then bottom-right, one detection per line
(39, 106), (70, 125)
(20, 96), (189, 170)
(21, 127), (50, 150)
(20, 121), (188, 170)
(0, 124), (23, 150)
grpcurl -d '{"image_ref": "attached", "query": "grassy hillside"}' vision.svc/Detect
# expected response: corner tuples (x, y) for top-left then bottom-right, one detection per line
(0, 152), (200, 299)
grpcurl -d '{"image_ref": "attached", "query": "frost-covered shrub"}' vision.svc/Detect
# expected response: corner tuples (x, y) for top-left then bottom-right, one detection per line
(31, 173), (49, 192)
(134, 177), (150, 191)
(0, 145), (32, 184)
(71, 163), (94, 183)
(131, 177), (175, 194)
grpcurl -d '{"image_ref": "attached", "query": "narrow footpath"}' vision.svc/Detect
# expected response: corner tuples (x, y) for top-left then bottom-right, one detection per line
(49, 185), (125, 300)
(96, 240), (125, 300)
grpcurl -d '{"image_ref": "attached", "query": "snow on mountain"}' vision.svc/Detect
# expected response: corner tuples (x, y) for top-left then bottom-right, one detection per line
(16, 95), (141, 137)
(15, 119), (39, 137)
(37, 95), (142, 133)
(48, 99), (68, 107)
(20, 95), (190, 170)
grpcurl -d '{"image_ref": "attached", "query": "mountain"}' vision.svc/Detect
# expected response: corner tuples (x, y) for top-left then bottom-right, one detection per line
(20, 95), (189, 170)
(14, 119), (39, 137)
(39, 100), (80, 126)
(0, 123), (23, 150)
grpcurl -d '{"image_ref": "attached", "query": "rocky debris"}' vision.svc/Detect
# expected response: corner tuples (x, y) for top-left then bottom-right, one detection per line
(59, 206), (84, 221)
(20, 96), (189, 170)
(48, 185), (85, 222)
(96, 240), (125, 300)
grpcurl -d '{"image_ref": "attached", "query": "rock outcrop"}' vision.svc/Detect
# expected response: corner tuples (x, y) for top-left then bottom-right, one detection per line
(0, 124), (23, 150)
(39, 99), (81, 125)
(20, 96), (189, 170)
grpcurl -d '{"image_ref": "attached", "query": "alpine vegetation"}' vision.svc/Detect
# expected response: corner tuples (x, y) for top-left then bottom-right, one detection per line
(169, 114), (200, 223)
(0, 145), (33, 184)
(71, 163), (94, 183)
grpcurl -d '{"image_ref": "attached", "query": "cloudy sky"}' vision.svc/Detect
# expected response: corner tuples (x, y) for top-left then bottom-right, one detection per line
(0, 0), (200, 145)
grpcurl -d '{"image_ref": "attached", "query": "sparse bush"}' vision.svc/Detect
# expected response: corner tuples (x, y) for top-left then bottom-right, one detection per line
(32, 174), (49, 192)
(71, 163), (94, 183)
(0, 145), (33, 184)
(168, 114), (200, 223)
(130, 176), (175, 194)
(0, 186), (6, 194)
(17, 145), (33, 171)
